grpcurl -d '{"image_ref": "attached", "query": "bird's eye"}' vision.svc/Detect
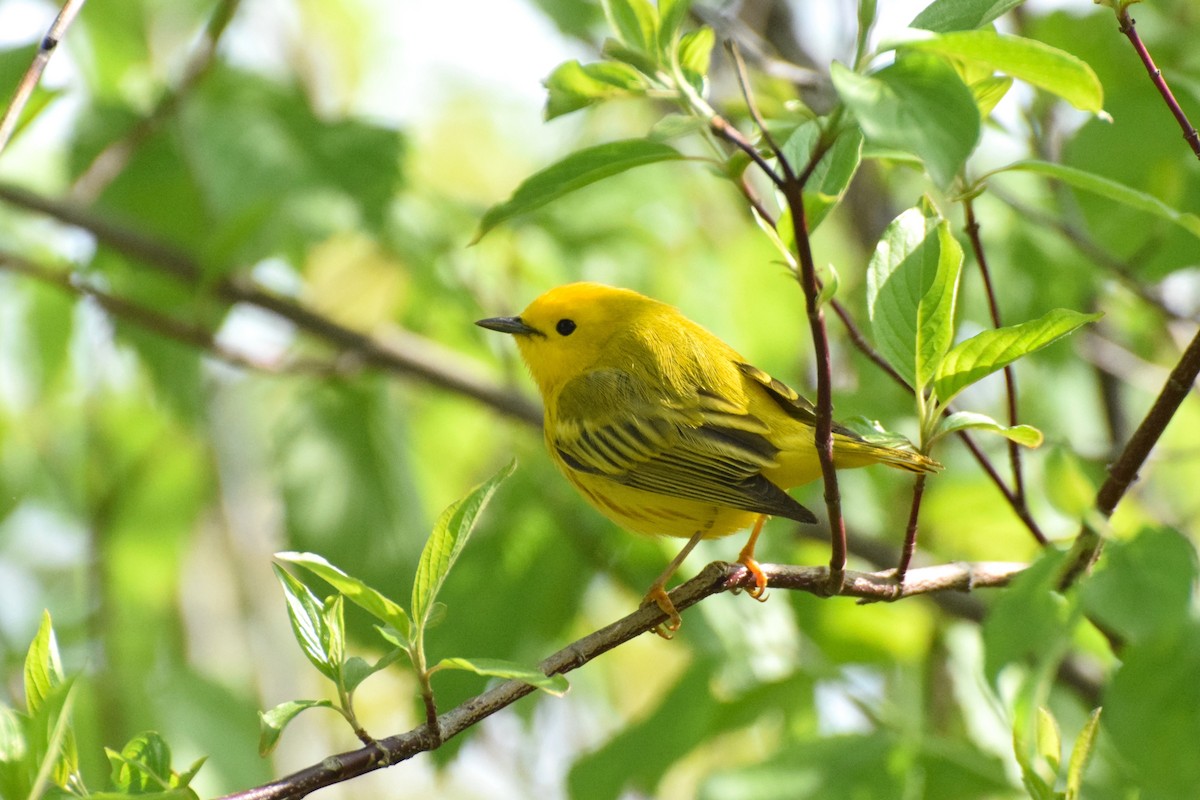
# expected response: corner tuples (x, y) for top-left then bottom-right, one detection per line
(556, 319), (577, 336)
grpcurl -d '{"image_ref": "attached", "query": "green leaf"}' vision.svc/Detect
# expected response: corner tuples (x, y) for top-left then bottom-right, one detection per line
(322, 594), (346, 680)
(603, 0), (657, 55)
(982, 549), (1077, 684)
(1081, 527), (1197, 644)
(1104, 621), (1200, 796)
(24, 610), (63, 717)
(805, 126), (864, 232)
(107, 731), (175, 793)
(544, 60), (646, 120)
(277, 551), (411, 640)
(830, 55), (980, 188)
(258, 700), (335, 756)
(932, 411), (1044, 447)
(866, 201), (962, 392)
(472, 140), (685, 243)
(657, 0), (691, 53)
(933, 308), (1101, 405)
(1035, 707), (1062, 775)
(677, 26), (715, 76)
(433, 657), (569, 696)
(343, 650), (405, 694)
(412, 461), (516, 628)
(896, 30), (1103, 112)
(648, 113), (709, 141)
(1065, 708), (1102, 800)
(0, 704), (23, 762)
(1044, 446), (1098, 518)
(272, 565), (337, 681)
(971, 75), (1013, 117)
(987, 160), (1200, 241)
(911, 0), (1023, 32)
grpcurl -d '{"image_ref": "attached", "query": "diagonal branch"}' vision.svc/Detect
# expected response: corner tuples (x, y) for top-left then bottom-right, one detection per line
(1117, 9), (1200, 160)
(215, 558), (1027, 800)
(0, 0), (86, 156)
(71, 0), (242, 201)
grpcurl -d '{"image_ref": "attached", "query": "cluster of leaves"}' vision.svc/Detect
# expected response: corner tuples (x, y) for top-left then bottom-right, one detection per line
(864, 199), (1099, 451)
(262, 460), (566, 755)
(0, 613), (203, 800)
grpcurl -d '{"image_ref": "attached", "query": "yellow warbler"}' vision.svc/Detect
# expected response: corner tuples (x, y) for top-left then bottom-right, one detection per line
(478, 283), (938, 632)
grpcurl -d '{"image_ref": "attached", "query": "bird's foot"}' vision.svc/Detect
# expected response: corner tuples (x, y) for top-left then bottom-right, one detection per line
(737, 554), (769, 602)
(642, 584), (682, 639)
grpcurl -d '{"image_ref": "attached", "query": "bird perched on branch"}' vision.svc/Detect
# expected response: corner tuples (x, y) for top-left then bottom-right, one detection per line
(478, 283), (938, 634)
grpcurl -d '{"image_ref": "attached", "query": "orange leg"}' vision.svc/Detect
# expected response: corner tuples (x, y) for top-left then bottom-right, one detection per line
(737, 514), (770, 601)
(642, 529), (706, 638)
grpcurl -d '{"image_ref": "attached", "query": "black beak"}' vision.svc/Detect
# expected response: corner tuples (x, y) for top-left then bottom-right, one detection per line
(475, 316), (541, 336)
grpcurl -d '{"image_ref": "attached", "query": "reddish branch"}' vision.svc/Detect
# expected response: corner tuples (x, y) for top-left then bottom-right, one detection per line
(1059, 5), (1200, 586)
(1117, 9), (1200, 160)
(721, 40), (848, 588)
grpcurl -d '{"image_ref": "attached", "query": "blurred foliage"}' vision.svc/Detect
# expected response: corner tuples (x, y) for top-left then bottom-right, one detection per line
(0, 0), (1198, 798)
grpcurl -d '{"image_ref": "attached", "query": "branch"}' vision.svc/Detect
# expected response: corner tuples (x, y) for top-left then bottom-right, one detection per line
(0, 250), (349, 374)
(71, 0), (242, 201)
(216, 558), (1026, 800)
(1058, 5), (1200, 587)
(0, 182), (542, 426)
(0, 0), (86, 156)
(1060, 324), (1200, 588)
(963, 196), (1028, 508)
(1117, 9), (1200, 160)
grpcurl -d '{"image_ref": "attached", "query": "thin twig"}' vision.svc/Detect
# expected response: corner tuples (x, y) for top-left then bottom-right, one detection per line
(0, 183), (543, 425)
(721, 40), (846, 588)
(0, 250), (339, 375)
(726, 40), (793, 183)
(895, 474), (927, 582)
(990, 188), (1188, 322)
(708, 115), (784, 188)
(1060, 324), (1200, 588)
(830, 299), (910, 388)
(963, 196), (1029, 513)
(215, 558), (1027, 800)
(0, 0), (86, 156)
(71, 0), (241, 201)
(1117, 9), (1200, 160)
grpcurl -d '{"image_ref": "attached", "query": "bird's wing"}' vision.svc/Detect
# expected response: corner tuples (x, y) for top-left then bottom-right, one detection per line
(737, 362), (861, 438)
(552, 369), (817, 523)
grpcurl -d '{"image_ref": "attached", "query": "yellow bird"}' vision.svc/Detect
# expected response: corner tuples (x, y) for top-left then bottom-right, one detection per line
(478, 283), (938, 632)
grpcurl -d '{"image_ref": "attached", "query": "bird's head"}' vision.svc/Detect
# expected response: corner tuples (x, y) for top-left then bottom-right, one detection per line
(477, 282), (660, 399)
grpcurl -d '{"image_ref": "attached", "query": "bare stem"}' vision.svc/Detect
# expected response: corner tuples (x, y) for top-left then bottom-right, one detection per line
(895, 474), (928, 582)
(72, 0), (242, 201)
(784, 186), (846, 589)
(1117, 9), (1200, 160)
(0, 0), (86, 156)
(963, 196), (1030, 517)
(722, 41), (845, 588)
(1060, 324), (1200, 588)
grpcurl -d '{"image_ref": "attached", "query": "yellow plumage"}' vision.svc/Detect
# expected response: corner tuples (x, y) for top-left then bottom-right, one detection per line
(478, 283), (938, 632)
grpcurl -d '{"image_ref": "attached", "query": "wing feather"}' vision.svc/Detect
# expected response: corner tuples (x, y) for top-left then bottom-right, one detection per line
(552, 369), (817, 524)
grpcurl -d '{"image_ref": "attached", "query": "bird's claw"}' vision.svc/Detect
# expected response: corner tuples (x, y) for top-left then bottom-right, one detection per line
(738, 555), (769, 603)
(642, 585), (682, 638)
